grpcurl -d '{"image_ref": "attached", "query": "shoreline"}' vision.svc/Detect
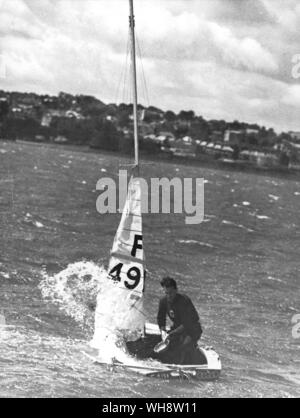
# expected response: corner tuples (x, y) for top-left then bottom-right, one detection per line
(1, 138), (299, 181)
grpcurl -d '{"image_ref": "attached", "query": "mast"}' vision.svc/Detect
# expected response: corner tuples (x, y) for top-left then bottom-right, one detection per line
(129, 0), (139, 168)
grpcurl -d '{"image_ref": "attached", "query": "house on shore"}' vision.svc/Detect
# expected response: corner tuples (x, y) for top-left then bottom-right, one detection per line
(171, 136), (196, 158)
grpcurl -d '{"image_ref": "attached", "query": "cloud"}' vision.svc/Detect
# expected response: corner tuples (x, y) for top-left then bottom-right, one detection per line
(282, 84), (300, 106)
(207, 21), (278, 73)
(0, 0), (299, 132)
(196, 0), (276, 25)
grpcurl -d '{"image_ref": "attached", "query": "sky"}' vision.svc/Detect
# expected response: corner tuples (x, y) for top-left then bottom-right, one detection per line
(0, 0), (300, 133)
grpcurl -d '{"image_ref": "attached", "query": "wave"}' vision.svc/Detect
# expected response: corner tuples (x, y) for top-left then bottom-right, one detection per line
(39, 261), (103, 329)
(177, 240), (215, 249)
(39, 261), (146, 364)
(256, 215), (270, 220)
(269, 194), (280, 201)
(221, 220), (254, 232)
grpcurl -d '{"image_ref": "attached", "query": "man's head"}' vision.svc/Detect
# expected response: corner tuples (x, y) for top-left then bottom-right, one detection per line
(160, 277), (177, 302)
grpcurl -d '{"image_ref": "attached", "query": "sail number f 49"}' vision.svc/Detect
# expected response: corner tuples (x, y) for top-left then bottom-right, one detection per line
(108, 234), (143, 290)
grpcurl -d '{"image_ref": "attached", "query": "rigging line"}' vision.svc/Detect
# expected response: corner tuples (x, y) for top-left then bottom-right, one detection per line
(122, 28), (131, 104)
(136, 36), (150, 108)
(128, 25), (134, 106)
(115, 28), (130, 105)
(125, 24), (132, 104)
(129, 60), (133, 105)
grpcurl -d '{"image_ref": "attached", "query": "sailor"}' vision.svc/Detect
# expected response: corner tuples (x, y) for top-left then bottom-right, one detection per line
(157, 277), (202, 364)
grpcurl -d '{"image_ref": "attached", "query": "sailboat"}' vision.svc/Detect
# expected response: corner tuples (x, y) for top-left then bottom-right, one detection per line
(84, 0), (221, 380)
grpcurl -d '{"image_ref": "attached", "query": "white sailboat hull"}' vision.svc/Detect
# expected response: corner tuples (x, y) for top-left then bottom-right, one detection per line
(140, 322), (222, 380)
(84, 323), (221, 381)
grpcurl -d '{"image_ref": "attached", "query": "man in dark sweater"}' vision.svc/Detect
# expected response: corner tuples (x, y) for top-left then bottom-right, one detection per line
(157, 277), (202, 364)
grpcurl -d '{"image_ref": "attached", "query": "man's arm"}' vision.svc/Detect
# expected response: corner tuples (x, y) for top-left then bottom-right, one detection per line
(167, 324), (185, 340)
(157, 298), (167, 331)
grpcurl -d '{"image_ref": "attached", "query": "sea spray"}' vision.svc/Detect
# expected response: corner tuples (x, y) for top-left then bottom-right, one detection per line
(39, 261), (104, 330)
(39, 261), (146, 363)
(90, 279), (146, 361)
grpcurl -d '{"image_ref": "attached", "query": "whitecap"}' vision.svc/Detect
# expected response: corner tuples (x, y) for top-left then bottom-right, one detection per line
(222, 220), (254, 232)
(267, 276), (283, 283)
(269, 194), (279, 201)
(222, 220), (234, 226)
(1, 272), (10, 279)
(178, 240), (214, 248)
(242, 201), (250, 206)
(256, 215), (270, 220)
(35, 221), (44, 228)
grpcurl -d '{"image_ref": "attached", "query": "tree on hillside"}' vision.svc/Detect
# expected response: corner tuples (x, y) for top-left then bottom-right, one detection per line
(3, 117), (40, 140)
(90, 119), (120, 151)
(175, 123), (189, 137)
(118, 110), (130, 127)
(189, 121), (209, 140)
(58, 92), (74, 110)
(178, 110), (195, 121)
(164, 110), (176, 121)
(0, 99), (9, 120)
(228, 120), (243, 130)
(247, 135), (258, 147)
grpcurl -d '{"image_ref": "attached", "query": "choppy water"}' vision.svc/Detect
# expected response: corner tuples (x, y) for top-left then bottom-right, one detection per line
(0, 141), (299, 398)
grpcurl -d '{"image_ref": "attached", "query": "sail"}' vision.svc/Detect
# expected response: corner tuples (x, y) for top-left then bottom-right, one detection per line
(108, 175), (145, 298)
(91, 175), (145, 347)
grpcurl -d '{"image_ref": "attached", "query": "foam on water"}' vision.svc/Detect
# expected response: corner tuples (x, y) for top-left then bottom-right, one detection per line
(39, 261), (104, 327)
(222, 219), (254, 232)
(39, 261), (145, 365)
(35, 221), (44, 228)
(256, 215), (270, 220)
(269, 194), (280, 201)
(177, 240), (215, 249)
